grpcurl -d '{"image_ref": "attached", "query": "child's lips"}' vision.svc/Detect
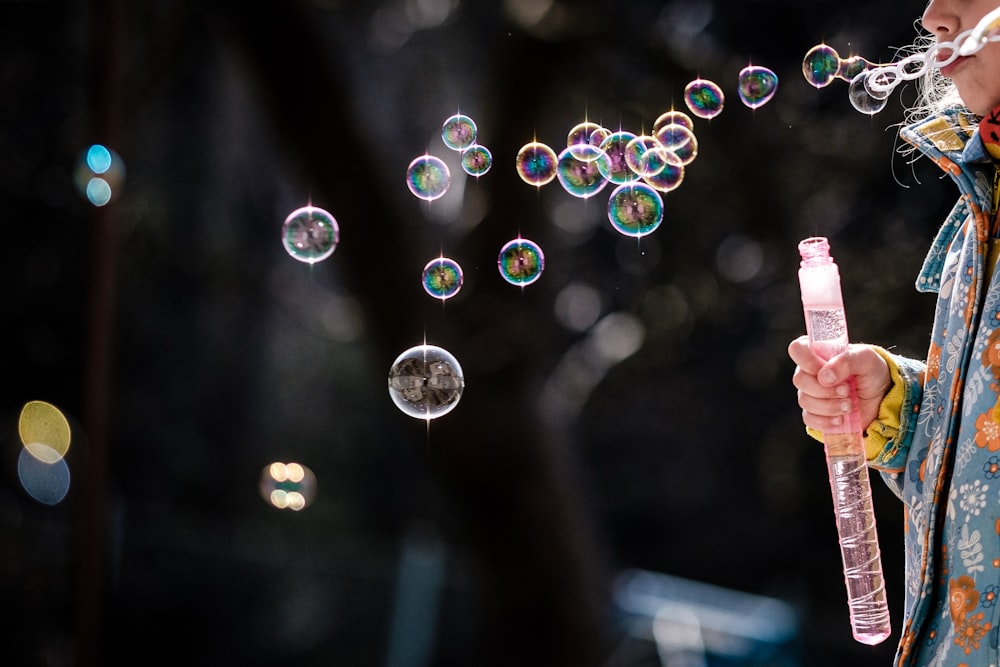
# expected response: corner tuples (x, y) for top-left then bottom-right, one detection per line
(940, 55), (970, 78)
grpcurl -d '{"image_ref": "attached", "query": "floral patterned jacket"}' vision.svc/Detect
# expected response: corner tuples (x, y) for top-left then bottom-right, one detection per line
(870, 107), (1000, 666)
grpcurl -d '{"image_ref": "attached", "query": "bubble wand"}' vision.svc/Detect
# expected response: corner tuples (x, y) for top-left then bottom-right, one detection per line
(802, 6), (1000, 114)
(797, 237), (891, 645)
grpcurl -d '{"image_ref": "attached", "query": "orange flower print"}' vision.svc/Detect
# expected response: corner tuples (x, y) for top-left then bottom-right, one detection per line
(927, 341), (942, 381)
(954, 611), (991, 654)
(950, 576), (978, 624)
(987, 330), (1000, 371)
(974, 410), (1000, 451)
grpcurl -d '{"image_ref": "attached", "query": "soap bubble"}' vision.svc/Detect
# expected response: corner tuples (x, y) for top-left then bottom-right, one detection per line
(406, 154), (451, 201)
(422, 256), (464, 300)
(441, 114), (477, 151)
(802, 44), (841, 88)
(652, 110), (694, 133)
(556, 145), (609, 198)
(641, 150), (685, 193)
(566, 121), (607, 159)
(461, 144), (492, 177)
(516, 141), (558, 186)
(607, 182), (664, 238)
(596, 130), (641, 185)
(683, 79), (724, 119)
(73, 143), (126, 206)
(281, 205), (340, 264)
(498, 237), (544, 286)
(388, 344), (465, 420)
(737, 65), (779, 108)
(653, 123), (698, 165)
(848, 70), (890, 115)
(623, 135), (665, 178)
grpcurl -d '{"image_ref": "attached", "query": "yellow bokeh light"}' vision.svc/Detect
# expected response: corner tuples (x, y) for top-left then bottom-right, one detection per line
(18, 400), (71, 462)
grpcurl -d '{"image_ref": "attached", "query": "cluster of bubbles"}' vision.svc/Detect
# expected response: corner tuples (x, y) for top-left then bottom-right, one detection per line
(74, 144), (126, 207)
(803, 6), (1000, 115)
(258, 461), (318, 510)
(406, 113), (493, 203)
(14, 400), (72, 505)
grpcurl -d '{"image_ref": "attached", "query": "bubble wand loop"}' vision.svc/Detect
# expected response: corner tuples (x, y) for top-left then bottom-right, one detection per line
(797, 237), (892, 646)
(803, 6), (1000, 114)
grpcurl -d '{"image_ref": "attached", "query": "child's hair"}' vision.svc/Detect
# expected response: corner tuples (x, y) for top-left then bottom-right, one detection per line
(904, 25), (967, 125)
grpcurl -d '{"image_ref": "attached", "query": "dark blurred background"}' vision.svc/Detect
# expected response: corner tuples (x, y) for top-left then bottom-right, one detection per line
(0, 0), (959, 665)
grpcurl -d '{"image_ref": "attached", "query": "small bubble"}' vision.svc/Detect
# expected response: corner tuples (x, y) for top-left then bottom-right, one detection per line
(642, 149), (685, 193)
(802, 44), (841, 88)
(422, 256), (464, 300)
(653, 123), (698, 165)
(848, 70), (890, 115)
(652, 110), (695, 133)
(388, 344), (465, 420)
(441, 114), (477, 151)
(461, 144), (492, 177)
(737, 65), (779, 109)
(623, 135), (664, 178)
(596, 130), (641, 185)
(607, 182), (664, 238)
(556, 145), (609, 198)
(498, 237), (544, 286)
(515, 141), (558, 187)
(406, 154), (451, 201)
(683, 78), (724, 119)
(281, 205), (341, 264)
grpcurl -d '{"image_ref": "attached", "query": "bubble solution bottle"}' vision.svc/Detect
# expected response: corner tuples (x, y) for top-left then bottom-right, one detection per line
(797, 236), (892, 645)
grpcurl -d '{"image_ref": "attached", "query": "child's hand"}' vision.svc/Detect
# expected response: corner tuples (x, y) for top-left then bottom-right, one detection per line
(787, 335), (892, 434)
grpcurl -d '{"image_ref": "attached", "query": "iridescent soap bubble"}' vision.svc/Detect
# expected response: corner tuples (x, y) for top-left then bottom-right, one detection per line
(642, 150), (685, 193)
(73, 143), (126, 206)
(556, 145), (609, 198)
(441, 114), (477, 151)
(498, 237), (544, 286)
(653, 122), (698, 165)
(422, 256), (464, 300)
(837, 55), (876, 82)
(516, 141), (558, 186)
(566, 121), (607, 159)
(737, 65), (779, 109)
(848, 70), (890, 115)
(259, 461), (317, 511)
(607, 182), (664, 237)
(596, 130), (641, 184)
(388, 344), (465, 420)
(623, 135), (664, 177)
(652, 110), (695, 133)
(406, 154), (451, 201)
(461, 144), (492, 177)
(281, 205), (340, 264)
(683, 79), (724, 119)
(802, 44), (841, 88)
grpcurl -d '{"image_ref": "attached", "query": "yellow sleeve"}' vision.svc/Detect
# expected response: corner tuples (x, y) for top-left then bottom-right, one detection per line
(803, 345), (905, 461)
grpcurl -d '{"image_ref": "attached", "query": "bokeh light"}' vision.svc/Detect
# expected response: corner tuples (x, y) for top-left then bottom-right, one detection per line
(18, 400), (71, 462)
(388, 344), (465, 420)
(259, 461), (317, 510)
(73, 143), (125, 206)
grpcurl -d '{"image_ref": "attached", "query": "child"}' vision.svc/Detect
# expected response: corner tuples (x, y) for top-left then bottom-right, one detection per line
(788, 0), (1000, 664)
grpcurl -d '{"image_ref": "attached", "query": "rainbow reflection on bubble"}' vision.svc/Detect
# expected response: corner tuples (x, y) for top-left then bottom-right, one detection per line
(461, 144), (492, 177)
(388, 344), (465, 420)
(653, 110), (694, 133)
(607, 182), (664, 238)
(737, 65), (779, 109)
(406, 154), (451, 201)
(642, 149), (685, 193)
(683, 79), (724, 119)
(498, 237), (544, 286)
(516, 141), (558, 187)
(597, 130), (641, 185)
(567, 121), (608, 160)
(281, 205), (341, 264)
(441, 114), (478, 151)
(556, 145), (609, 198)
(653, 122), (698, 165)
(422, 256), (464, 300)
